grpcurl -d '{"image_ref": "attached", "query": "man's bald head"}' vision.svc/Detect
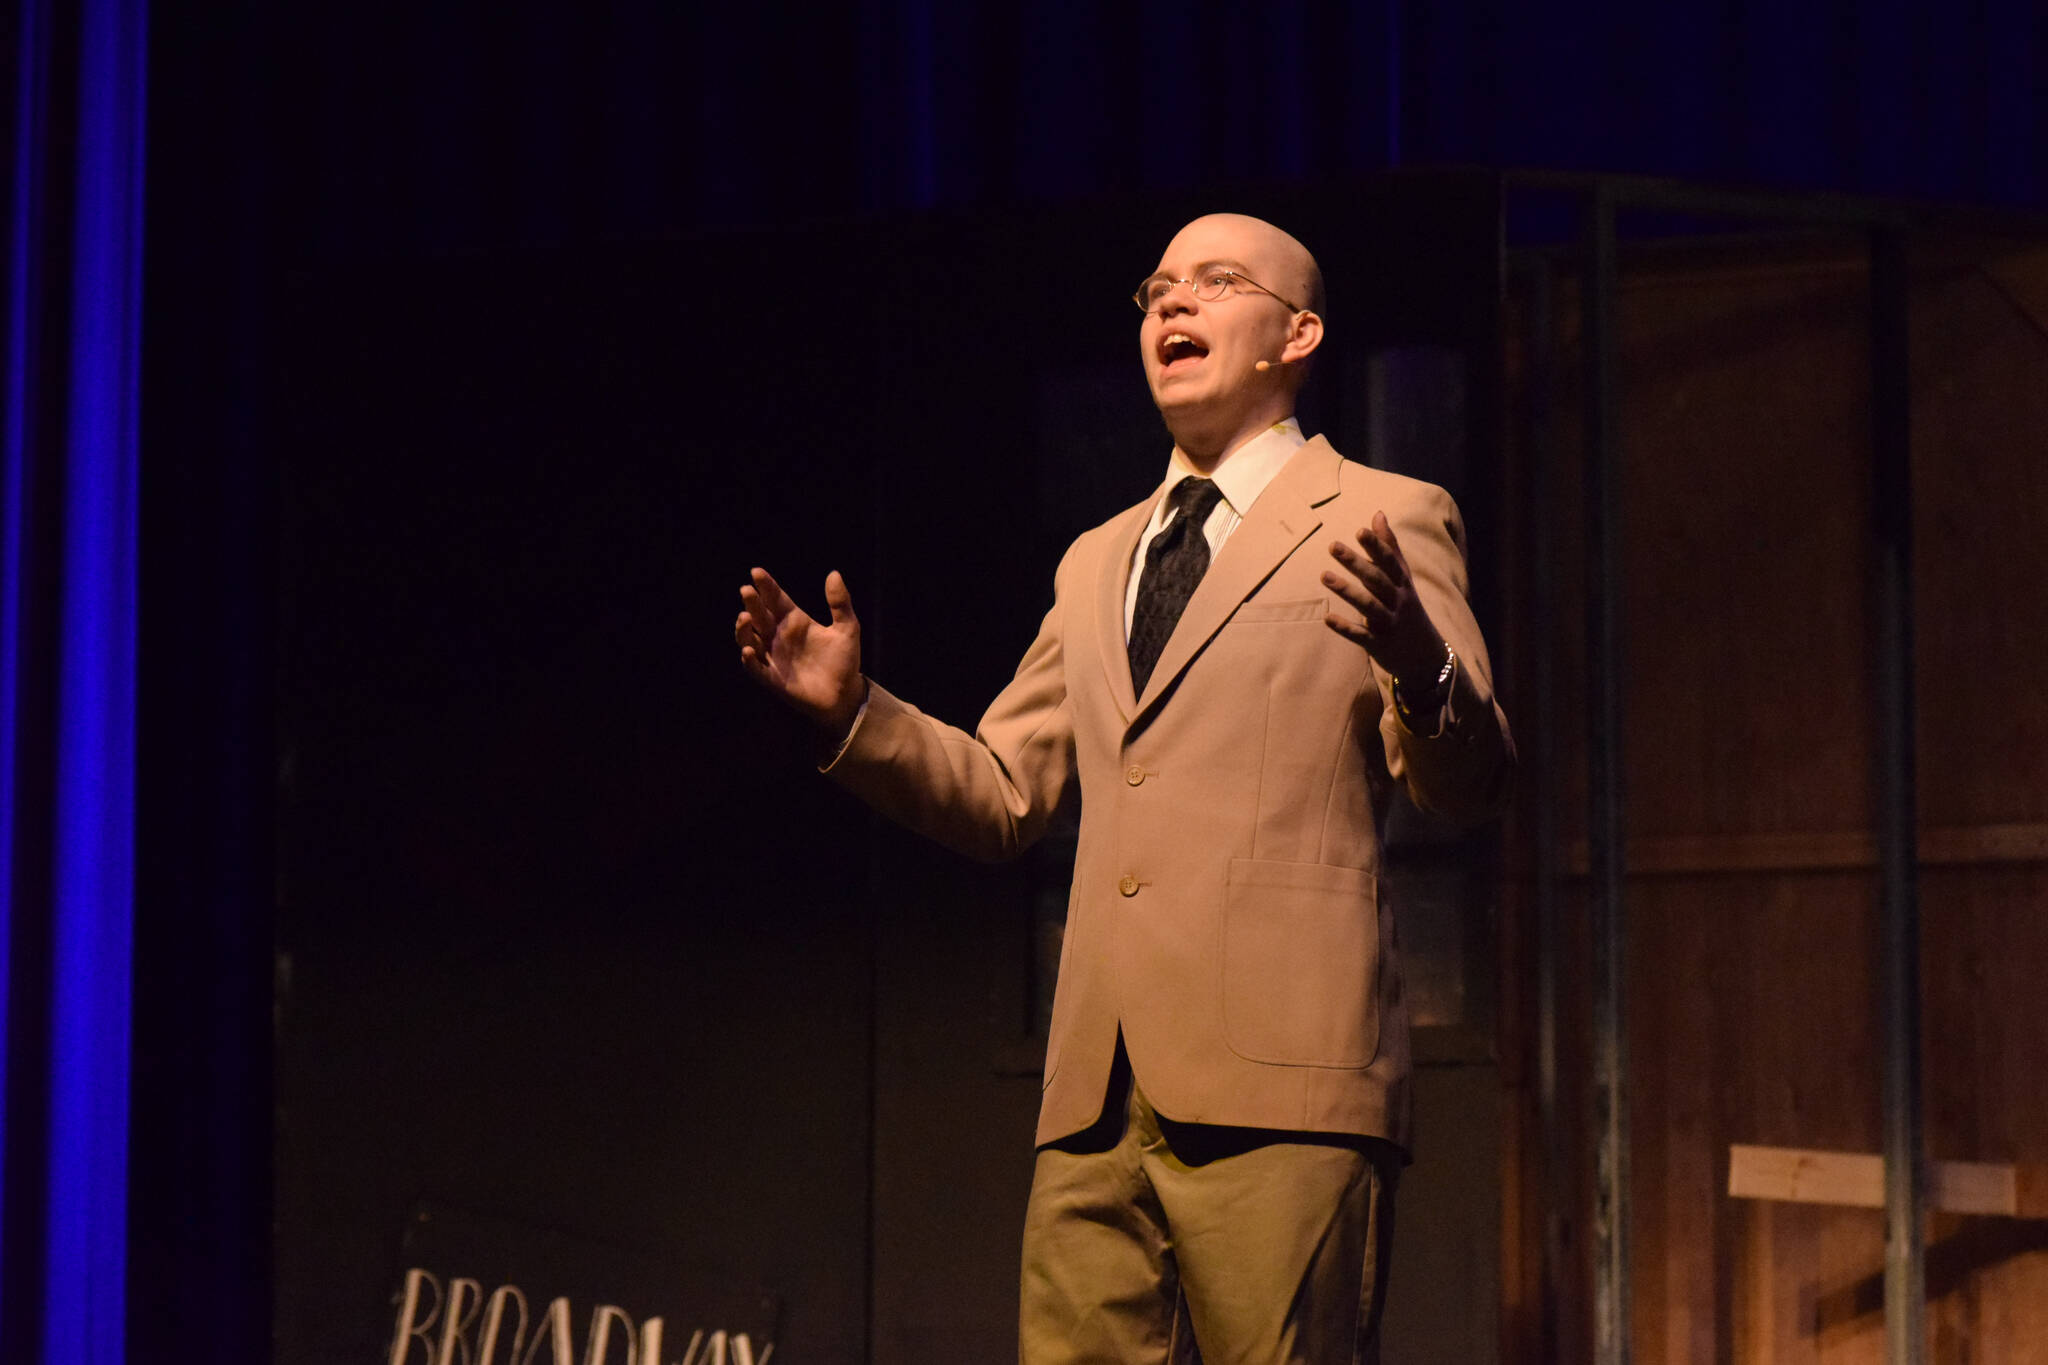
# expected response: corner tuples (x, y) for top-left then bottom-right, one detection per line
(1139, 213), (1327, 464)
(1161, 213), (1325, 320)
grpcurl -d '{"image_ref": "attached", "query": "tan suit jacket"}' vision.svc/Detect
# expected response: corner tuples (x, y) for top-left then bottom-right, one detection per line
(826, 436), (1513, 1149)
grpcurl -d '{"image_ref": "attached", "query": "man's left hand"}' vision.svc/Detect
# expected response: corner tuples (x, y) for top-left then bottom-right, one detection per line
(1321, 511), (1446, 683)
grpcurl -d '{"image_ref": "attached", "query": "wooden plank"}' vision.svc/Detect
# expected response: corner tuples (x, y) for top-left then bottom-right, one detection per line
(1560, 823), (2048, 878)
(1728, 1144), (2030, 1216)
(1931, 1158), (2023, 1217)
(2019, 1161), (2048, 1220)
(1730, 1144), (1888, 1209)
(1502, 240), (2048, 1365)
(1920, 822), (2048, 866)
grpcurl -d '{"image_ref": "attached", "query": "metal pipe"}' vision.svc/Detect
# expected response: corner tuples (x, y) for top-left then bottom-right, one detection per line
(1519, 251), (1566, 1364)
(1583, 184), (1631, 1365)
(1869, 227), (1925, 1365)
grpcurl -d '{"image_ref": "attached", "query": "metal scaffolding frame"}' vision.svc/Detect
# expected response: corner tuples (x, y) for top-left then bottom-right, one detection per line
(1501, 171), (2048, 1365)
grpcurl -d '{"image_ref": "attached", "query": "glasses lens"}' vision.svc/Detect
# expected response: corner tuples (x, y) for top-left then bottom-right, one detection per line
(1193, 270), (1236, 302)
(1136, 279), (1171, 312)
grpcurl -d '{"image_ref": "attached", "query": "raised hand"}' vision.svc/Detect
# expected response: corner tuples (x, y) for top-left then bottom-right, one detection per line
(1321, 511), (1446, 685)
(735, 567), (867, 738)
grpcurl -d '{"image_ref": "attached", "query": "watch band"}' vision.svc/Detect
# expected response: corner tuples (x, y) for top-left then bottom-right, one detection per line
(1392, 641), (1458, 737)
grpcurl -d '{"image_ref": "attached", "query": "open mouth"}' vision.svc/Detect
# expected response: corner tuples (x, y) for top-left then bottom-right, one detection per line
(1158, 331), (1210, 370)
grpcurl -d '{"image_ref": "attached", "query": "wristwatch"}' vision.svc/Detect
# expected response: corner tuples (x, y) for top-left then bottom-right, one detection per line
(1391, 641), (1458, 738)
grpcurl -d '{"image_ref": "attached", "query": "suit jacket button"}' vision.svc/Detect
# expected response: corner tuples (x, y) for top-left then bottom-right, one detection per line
(1118, 875), (1139, 897)
(1125, 765), (1145, 786)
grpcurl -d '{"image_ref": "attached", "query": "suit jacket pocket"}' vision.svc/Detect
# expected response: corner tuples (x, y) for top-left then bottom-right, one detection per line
(1221, 858), (1381, 1068)
(1232, 596), (1329, 624)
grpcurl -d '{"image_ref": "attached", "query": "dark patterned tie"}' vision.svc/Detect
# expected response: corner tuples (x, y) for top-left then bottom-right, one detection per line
(1128, 476), (1226, 696)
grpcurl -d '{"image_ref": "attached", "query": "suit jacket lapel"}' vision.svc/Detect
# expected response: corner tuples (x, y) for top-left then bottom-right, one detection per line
(1092, 495), (1155, 723)
(1131, 436), (1344, 717)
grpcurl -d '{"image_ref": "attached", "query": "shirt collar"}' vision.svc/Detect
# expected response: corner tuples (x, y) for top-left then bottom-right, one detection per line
(1163, 417), (1306, 518)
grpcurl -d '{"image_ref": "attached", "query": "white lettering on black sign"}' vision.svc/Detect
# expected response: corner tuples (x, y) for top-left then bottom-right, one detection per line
(389, 1268), (773, 1365)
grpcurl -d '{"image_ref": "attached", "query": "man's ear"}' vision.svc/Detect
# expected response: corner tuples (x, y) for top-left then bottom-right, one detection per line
(1282, 310), (1324, 364)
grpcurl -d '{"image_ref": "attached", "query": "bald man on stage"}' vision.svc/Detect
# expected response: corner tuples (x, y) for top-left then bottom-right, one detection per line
(736, 212), (1514, 1364)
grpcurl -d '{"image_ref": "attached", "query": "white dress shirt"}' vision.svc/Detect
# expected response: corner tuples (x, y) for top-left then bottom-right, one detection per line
(832, 418), (1311, 766)
(1123, 418), (1306, 637)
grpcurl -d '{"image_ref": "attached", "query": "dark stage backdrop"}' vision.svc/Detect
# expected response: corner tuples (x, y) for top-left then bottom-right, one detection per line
(273, 235), (889, 1360)
(272, 183), (1509, 1363)
(124, 1), (2048, 1360)
(253, 0), (2044, 264)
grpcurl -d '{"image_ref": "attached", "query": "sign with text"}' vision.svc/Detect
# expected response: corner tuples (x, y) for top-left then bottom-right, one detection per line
(387, 1204), (779, 1365)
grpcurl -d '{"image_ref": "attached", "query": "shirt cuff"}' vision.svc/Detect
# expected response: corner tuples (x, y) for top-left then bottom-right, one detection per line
(816, 687), (871, 772)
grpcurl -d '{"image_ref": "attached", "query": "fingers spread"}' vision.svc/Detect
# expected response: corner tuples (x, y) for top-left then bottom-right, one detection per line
(1339, 530), (1398, 586)
(1323, 516), (1416, 655)
(737, 600), (771, 667)
(1323, 611), (1371, 645)
(1361, 513), (1410, 586)
(823, 570), (859, 629)
(1321, 567), (1393, 629)
(1325, 544), (1398, 610)
(752, 566), (799, 617)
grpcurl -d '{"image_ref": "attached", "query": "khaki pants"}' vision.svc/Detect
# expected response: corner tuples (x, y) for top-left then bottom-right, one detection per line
(1019, 1050), (1399, 1365)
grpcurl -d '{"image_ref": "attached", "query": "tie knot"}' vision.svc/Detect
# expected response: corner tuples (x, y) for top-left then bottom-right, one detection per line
(1169, 477), (1223, 524)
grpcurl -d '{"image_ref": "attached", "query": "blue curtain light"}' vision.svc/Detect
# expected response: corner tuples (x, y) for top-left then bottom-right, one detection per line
(2, 0), (147, 1358)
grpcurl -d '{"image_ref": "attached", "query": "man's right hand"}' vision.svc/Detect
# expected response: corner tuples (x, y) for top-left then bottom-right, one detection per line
(735, 567), (867, 740)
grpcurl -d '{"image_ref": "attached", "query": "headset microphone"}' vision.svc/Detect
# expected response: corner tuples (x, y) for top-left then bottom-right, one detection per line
(1254, 357), (1290, 372)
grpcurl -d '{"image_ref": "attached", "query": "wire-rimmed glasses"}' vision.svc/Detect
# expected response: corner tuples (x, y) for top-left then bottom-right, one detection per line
(1132, 267), (1304, 315)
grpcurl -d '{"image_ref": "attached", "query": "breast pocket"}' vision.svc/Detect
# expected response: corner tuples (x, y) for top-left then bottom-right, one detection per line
(1222, 857), (1381, 1068)
(1231, 596), (1329, 625)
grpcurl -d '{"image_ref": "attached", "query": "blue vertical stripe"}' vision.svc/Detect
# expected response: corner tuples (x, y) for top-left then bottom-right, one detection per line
(40, 0), (146, 1360)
